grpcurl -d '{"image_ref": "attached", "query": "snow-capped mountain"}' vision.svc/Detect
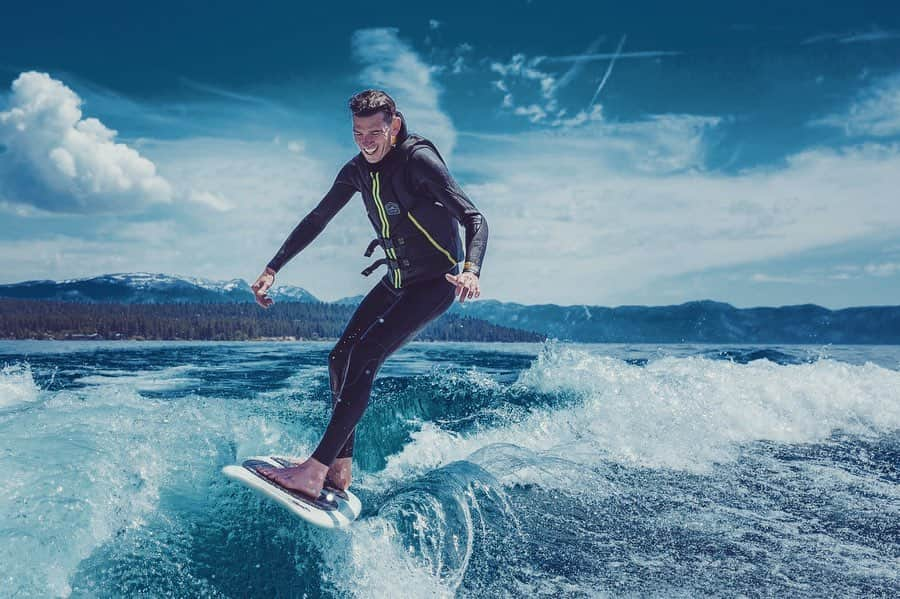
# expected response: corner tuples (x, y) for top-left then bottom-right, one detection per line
(4, 273), (900, 342)
(0, 273), (318, 304)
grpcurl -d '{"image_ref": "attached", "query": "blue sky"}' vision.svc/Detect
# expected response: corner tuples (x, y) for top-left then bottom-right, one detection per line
(1, 0), (899, 307)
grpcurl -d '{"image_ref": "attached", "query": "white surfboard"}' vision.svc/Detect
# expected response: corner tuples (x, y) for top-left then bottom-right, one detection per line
(222, 456), (362, 529)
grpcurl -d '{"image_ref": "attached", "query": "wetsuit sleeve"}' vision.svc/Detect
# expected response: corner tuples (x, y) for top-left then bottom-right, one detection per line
(266, 163), (358, 273)
(410, 147), (489, 275)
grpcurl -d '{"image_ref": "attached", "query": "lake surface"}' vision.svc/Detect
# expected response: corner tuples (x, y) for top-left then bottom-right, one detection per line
(1, 340), (899, 597)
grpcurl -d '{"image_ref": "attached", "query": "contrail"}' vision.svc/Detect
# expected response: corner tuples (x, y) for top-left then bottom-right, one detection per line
(178, 77), (278, 108)
(588, 34), (627, 109)
(542, 50), (680, 62)
(554, 34), (607, 92)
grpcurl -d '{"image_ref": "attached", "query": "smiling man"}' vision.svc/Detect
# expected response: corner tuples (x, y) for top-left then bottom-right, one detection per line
(250, 89), (488, 500)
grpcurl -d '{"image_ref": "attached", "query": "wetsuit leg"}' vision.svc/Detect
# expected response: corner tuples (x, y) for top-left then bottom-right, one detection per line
(326, 280), (398, 459)
(312, 275), (456, 465)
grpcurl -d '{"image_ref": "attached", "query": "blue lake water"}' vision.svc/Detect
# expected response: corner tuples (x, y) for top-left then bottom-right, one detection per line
(1, 340), (899, 597)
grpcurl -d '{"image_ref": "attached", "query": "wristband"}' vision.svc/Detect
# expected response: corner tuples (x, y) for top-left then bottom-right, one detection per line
(462, 261), (480, 274)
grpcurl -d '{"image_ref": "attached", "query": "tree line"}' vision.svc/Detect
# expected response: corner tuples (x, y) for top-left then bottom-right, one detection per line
(0, 299), (545, 342)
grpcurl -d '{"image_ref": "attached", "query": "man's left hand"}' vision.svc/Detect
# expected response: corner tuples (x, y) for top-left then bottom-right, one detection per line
(445, 271), (481, 303)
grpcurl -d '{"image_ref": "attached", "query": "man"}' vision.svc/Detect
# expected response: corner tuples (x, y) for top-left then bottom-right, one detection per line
(250, 89), (488, 500)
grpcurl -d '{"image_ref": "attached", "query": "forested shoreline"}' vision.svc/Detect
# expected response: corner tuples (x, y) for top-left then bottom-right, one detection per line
(0, 299), (545, 342)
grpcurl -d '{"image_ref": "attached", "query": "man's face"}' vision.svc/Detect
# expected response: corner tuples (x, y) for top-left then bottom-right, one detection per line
(353, 112), (401, 164)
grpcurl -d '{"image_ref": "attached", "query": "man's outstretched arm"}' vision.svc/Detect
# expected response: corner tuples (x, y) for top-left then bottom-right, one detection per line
(252, 164), (357, 308)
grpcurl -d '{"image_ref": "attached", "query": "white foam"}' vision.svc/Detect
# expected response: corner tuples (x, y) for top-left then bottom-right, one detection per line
(319, 519), (458, 599)
(74, 364), (202, 392)
(379, 343), (900, 487)
(0, 375), (275, 597)
(0, 363), (41, 409)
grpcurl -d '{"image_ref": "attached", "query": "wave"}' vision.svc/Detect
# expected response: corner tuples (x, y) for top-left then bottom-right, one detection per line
(3, 341), (898, 597)
(377, 341), (900, 483)
(0, 363), (41, 410)
(74, 364), (203, 393)
(0, 371), (247, 596)
(320, 460), (524, 598)
(702, 347), (816, 364)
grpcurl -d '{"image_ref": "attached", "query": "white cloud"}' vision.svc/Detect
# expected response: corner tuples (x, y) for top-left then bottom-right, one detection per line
(489, 53), (564, 123)
(488, 41), (679, 129)
(351, 28), (457, 157)
(864, 262), (900, 277)
(0, 125), (382, 297)
(513, 104), (547, 123)
(0, 71), (173, 213)
(802, 28), (900, 45)
(188, 189), (232, 212)
(750, 273), (807, 284)
(102, 135), (380, 299)
(4, 39), (898, 308)
(0, 235), (152, 278)
(738, 261), (900, 286)
(0, 57), (454, 299)
(490, 53), (557, 96)
(550, 104), (604, 128)
(812, 71), (900, 137)
(438, 43), (476, 76)
(454, 114), (900, 304)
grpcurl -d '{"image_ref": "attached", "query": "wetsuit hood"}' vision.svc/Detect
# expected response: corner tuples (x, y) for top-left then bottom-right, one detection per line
(394, 110), (409, 146)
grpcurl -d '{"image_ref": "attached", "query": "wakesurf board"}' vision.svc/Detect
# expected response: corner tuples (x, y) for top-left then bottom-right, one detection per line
(222, 456), (362, 529)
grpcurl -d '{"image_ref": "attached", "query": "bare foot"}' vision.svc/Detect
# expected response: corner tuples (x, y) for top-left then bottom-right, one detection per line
(255, 458), (327, 500)
(326, 457), (352, 491)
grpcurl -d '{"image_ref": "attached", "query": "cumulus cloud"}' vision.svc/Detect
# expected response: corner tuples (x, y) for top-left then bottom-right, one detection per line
(351, 28), (457, 157)
(0, 71), (173, 213)
(0, 133), (379, 298)
(811, 71), (900, 137)
(0, 72), (383, 298)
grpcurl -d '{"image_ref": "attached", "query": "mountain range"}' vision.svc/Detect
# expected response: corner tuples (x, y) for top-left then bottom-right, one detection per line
(0, 272), (318, 304)
(3, 273), (899, 343)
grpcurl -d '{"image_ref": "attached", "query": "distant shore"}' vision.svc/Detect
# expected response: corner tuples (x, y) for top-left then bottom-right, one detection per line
(0, 298), (545, 343)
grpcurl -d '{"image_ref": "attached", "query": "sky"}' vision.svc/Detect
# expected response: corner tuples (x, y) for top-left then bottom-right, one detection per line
(1, 0), (899, 308)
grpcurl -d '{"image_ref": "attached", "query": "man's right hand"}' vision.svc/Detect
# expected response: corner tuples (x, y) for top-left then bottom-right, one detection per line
(251, 267), (276, 308)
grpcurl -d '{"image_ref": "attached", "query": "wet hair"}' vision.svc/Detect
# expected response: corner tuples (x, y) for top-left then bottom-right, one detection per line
(348, 89), (397, 123)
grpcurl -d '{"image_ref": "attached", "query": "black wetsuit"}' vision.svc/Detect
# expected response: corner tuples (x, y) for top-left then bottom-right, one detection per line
(266, 114), (488, 465)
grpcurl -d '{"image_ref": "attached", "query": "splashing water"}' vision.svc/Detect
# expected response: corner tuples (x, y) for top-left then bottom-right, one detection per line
(0, 340), (898, 597)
